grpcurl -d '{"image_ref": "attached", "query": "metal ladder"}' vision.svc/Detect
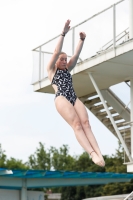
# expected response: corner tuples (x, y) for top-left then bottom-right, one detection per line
(80, 88), (131, 160)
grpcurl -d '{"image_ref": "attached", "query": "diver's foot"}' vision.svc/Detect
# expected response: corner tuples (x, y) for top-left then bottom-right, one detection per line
(98, 154), (105, 166)
(91, 152), (105, 167)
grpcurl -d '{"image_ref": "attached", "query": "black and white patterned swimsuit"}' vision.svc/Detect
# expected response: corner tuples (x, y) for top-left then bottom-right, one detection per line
(51, 68), (77, 106)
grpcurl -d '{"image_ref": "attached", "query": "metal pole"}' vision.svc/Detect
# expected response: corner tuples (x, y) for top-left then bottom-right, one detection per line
(113, 4), (116, 52)
(129, 0), (133, 39)
(131, 79), (133, 158)
(124, 191), (133, 200)
(21, 179), (27, 200)
(72, 28), (75, 55)
(42, 53), (44, 80)
(72, 28), (75, 74)
(39, 47), (41, 88)
(88, 72), (133, 162)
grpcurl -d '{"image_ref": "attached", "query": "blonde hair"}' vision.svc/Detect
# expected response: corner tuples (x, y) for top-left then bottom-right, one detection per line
(59, 52), (67, 56)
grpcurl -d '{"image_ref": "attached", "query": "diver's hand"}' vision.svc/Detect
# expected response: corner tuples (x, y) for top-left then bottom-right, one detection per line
(62, 19), (71, 34)
(79, 32), (86, 40)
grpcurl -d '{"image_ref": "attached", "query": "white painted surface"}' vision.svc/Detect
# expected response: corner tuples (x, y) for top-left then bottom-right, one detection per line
(126, 161), (133, 172)
(131, 79), (133, 158)
(83, 193), (129, 200)
(47, 193), (61, 200)
(129, 0), (133, 38)
(27, 191), (44, 200)
(0, 189), (44, 200)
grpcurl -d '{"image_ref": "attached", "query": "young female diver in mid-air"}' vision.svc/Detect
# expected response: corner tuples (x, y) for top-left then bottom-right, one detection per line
(46, 19), (105, 167)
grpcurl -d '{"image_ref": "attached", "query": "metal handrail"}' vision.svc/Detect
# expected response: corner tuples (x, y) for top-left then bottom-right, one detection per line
(97, 28), (129, 53)
(32, 0), (127, 85)
(32, 0), (125, 51)
(124, 191), (133, 200)
(102, 28), (129, 49)
(34, 50), (82, 61)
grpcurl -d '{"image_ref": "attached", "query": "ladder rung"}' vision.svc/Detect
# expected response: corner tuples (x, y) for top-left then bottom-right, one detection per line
(96, 111), (108, 117)
(108, 122), (129, 129)
(102, 117), (111, 123)
(113, 115), (123, 121)
(120, 128), (130, 134)
(90, 104), (104, 111)
(90, 103), (111, 112)
(102, 114), (123, 123)
(96, 109), (117, 117)
(116, 122), (127, 128)
(121, 132), (131, 137)
(85, 97), (101, 106)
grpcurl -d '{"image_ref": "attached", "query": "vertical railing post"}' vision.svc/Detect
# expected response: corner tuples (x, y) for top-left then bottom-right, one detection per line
(131, 79), (133, 158)
(129, 0), (133, 39)
(39, 47), (41, 88)
(113, 4), (116, 53)
(72, 28), (75, 74)
(72, 28), (75, 55)
(42, 52), (44, 80)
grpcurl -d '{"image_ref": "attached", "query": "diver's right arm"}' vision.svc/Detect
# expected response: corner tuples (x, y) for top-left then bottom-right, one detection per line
(46, 20), (71, 73)
(46, 35), (65, 72)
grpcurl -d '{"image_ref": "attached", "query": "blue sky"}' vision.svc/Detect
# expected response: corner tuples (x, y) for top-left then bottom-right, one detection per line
(0, 0), (130, 162)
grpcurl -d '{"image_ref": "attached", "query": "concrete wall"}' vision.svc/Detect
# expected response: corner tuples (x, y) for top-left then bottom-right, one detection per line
(0, 189), (44, 200)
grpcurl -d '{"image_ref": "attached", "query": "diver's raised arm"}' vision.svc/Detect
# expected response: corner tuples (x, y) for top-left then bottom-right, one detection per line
(67, 32), (86, 71)
(47, 20), (71, 72)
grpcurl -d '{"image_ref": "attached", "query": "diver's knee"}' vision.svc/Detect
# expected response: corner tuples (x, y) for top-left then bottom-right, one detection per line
(73, 120), (82, 131)
(82, 119), (91, 129)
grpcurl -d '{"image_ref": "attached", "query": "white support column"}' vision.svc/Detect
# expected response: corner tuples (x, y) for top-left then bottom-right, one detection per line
(129, 0), (133, 39)
(89, 73), (133, 162)
(21, 179), (27, 200)
(131, 79), (133, 158)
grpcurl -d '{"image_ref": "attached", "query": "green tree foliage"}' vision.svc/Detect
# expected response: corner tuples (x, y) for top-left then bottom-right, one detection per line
(101, 181), (133, 196)
(0, 144), (28, 169)
(28, 143), (75, 171)
(50, 145), (75, 171)
(104, 141), (127, 173)
(0, 141), (132, 199)
(6, 158), (29, 170)
(0, 144), (7, 168)
(60, 185), (103, 200)
(28, 142), (51, 170)
(61, 186), (77, 200)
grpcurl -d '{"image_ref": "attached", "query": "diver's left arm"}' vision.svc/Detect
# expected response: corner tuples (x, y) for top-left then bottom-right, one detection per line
(67, 32), (86, 71)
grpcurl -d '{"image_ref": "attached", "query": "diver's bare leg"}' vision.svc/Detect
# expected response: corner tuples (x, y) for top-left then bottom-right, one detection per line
(55, 96), (104, 167)
(74, 98), (105, 166)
